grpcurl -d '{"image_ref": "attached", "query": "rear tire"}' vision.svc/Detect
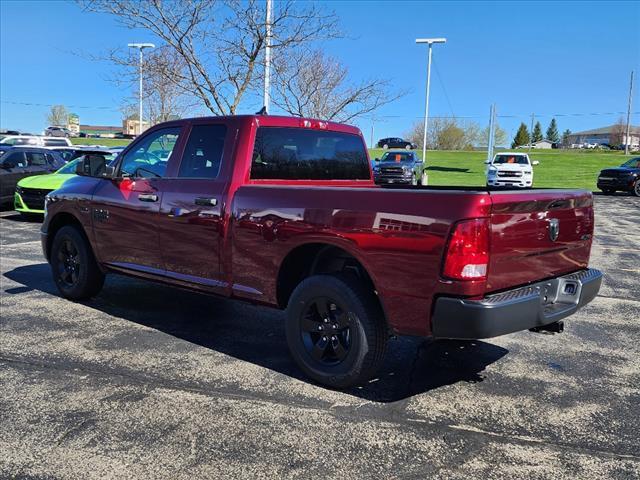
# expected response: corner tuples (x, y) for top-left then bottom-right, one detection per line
(405, 144), (411, 150)
(51, 225), (104, 300)
(634, 181), (640, 197)
(382, 144), (389, 150)
(286, 274), (387, 389)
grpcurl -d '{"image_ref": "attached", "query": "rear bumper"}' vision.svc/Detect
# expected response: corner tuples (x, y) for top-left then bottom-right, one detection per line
(431, 268), (602, 339)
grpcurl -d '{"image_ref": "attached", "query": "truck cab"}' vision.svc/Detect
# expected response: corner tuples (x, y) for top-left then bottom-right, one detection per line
(485, 152), (539, 188)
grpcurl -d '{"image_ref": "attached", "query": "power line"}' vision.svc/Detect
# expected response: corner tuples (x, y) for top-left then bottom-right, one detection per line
(1, 100), (119, 111)
(431, 58), (456, 118)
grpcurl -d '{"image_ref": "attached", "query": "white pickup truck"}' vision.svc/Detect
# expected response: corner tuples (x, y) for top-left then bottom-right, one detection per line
(485, 152), (539, 188)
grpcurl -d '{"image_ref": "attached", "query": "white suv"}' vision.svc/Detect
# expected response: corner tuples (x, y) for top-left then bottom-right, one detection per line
(0, 135), (72, 147)
(485, 153), (539, 188)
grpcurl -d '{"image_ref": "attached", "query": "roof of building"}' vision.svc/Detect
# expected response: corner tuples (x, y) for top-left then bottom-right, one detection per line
(79, 125), (121, 132)
(532, 139), (554, 144)
(571, 124), (640, 135)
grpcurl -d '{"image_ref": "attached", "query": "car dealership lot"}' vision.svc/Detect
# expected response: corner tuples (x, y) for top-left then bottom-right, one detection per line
(1, 194), (638, 479)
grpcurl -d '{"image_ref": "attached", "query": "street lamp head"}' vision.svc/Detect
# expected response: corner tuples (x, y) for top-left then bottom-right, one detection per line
(415, 38), (447, 44)
(128, 43), (156, 49)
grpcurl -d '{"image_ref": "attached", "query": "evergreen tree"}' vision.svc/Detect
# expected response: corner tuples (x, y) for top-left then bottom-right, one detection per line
(562, 129), (572, 147)
(532, 121), (543, 142)
(511, 122), (530, 148)
(546, 118), (559, 143)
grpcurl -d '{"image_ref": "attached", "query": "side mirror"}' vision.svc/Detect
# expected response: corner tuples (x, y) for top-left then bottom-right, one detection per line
(374, 157), (380, 162)
(532, 160), (540, 166)
(76, 155), (108, 178)
(484, 160), (491, 164)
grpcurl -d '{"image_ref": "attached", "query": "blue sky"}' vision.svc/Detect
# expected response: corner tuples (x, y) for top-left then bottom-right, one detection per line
(1, 0), (639, 145)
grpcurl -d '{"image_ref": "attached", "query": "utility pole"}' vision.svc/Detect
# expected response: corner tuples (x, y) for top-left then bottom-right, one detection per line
(625, 70), (634, 155)
(416, 37), (446, 185)
(487, 104), (496, 163)
(528, 112), (534, 152)
(263, 0), (273, 113)
(127, 43), (155, 135)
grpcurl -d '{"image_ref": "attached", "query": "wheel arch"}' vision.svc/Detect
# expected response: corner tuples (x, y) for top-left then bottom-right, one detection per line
(45, 212), (89, 261)
(276, 242), (389, 329)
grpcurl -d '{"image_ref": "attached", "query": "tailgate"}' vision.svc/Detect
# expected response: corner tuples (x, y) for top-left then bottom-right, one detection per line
(487, 190), (594, 292)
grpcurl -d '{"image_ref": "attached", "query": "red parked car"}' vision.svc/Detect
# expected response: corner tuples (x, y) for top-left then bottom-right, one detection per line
(41, 115), (602, 388)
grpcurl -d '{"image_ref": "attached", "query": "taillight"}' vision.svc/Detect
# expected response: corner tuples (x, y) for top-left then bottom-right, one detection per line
(443, 218), (490, 280)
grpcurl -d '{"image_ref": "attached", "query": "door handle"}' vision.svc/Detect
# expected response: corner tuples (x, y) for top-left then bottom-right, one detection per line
(138, 193), (159, 202)
(195, 197), (217, 207)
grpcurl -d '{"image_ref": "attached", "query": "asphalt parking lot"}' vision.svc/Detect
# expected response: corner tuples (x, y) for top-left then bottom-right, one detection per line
(1, 194), (639, 479)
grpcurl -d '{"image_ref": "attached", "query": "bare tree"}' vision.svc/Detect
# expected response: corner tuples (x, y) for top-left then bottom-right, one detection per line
(405, 118), (480, 150)
(610, 117), (627, 146)
(109, 46), (197, 125)
(46, 105), (69, 126)
(479, 124), (507, 147)
(78, 0), (341, 115)
(271, 49), (404, 122)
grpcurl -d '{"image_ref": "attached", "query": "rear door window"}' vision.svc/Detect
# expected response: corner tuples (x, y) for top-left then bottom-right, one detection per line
(178, 124), (226, 179)
(251, 127), (369, 180)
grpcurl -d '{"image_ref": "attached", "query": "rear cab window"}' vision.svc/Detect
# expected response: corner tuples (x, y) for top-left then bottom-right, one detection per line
(251, 127), (370, 180)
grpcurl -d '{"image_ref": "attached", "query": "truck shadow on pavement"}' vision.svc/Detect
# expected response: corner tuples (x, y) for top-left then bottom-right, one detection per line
(4, 263), (508, 403)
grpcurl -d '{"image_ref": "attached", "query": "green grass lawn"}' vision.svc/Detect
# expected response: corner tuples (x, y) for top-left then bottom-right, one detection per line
(369, 148), (630, 191)
(71, 138), (132, 147)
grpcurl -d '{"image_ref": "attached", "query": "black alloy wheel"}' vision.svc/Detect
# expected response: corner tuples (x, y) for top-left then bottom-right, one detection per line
(286, 274), (387, 389)
(56, 238), (80, 288)
(51, 225), (105, 299)
(300, 296), (352, 365)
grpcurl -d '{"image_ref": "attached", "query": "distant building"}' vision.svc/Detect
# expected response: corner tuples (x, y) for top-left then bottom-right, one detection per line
(567, 124), (640, 147)
(123, 114), (150, 136)
(531, 139), (554, 149)
(79, 124), (122, 138)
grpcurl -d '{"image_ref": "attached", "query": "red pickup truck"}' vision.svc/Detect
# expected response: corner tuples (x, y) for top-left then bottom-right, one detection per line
(41, 115), (602, 388)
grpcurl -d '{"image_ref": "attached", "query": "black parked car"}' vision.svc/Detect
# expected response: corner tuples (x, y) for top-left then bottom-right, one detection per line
(0, 147), (64, 206)
(376, 137), (416, 150)
(597, 157), (640, 196)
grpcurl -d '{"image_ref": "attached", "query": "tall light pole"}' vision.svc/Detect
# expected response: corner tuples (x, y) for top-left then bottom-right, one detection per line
(416, 38), (446, 184)
(128, 42), (155, 135)
(263, 0), (273, 113)
(624, 70), (634, 155)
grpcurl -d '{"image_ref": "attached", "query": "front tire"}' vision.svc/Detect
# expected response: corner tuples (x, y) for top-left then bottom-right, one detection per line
(382, 144), (389, 150)
(405, 144), (411, 150)
(51, 225), (104, 300)
(634, 181), (640, 197)
(286, 274), (387, 389)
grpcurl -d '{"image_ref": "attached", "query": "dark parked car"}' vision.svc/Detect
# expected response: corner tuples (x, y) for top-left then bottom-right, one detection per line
(597, 157), (640, 196)
(0, 147), (64, 206)
(376, 137), (416, 150)
(373, 150), (424, 185)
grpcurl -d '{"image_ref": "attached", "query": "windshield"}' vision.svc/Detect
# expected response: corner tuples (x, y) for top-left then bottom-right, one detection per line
(621, 157), (640, 168)
(493, 155), (529, 165)
(380, 152), (416, 163)
(56, 153), (116, 174)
